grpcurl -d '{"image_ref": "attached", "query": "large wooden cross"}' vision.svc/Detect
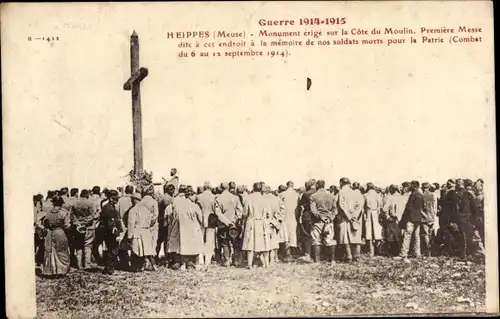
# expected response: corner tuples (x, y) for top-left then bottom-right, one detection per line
(123, 30), (148, 177)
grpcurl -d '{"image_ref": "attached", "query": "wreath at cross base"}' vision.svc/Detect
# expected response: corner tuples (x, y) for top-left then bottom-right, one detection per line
(127, 169), (153, 188)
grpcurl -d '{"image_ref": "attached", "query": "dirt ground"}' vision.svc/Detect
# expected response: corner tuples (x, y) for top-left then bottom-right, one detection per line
(36, 256), (486, 318)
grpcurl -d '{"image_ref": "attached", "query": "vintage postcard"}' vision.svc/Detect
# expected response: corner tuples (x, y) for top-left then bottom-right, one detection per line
(2, 1), (498, 318)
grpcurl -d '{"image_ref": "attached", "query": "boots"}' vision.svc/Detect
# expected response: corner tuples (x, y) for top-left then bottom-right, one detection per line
(313, 245), (321, 263)
(284, 245), (293, 262)
(84, 246), (96, 269)
(328, 245), (336, 266)
(75, 249), (83, 269)
(367, 240), (374, 257)
(299, 238), (313, 262)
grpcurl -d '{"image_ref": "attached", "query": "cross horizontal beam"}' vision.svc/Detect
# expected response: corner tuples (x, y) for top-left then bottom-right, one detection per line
(123, 67), (149, 91)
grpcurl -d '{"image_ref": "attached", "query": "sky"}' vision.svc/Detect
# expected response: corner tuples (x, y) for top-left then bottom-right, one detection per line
(3, 2), (496, 194)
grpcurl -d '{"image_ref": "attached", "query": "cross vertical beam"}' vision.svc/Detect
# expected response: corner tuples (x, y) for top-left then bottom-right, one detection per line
(124, 30), (148, 177)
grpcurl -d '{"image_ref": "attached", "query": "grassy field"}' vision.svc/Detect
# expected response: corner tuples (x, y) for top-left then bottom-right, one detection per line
(36, 256), (486, 318)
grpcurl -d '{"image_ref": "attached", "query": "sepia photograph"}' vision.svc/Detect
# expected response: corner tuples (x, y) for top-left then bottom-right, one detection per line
(2, 1), (498, 318)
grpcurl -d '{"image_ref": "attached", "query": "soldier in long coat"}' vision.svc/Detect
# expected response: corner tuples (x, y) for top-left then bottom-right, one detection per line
(380, 185), (402, 256)
(128, 190), (155, 272)
(166, 186), (204, 269)
(215, 183), (243, 267)
(337, 178), (363, 262)
(242, 182), (272, 269)
(363, 183), (383, 257)
(278, 181), (300, 260)
(136, 185), (159, 270)
(196, 182), (232, 266)
(263, 185), (285, 265)
(165, 185), (182, 268)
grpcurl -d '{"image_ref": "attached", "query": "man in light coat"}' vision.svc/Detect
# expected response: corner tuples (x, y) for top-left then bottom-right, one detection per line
(364, 183), (383, 257)
(139, 184), (159, 270)
(166, 186), (204, 270)
(263, 185), (285, 266)
(241, 182), (272, 269)
(196, 182), (232, 266)
(337, 178), (363, 262)
(278, 181), (300, 260)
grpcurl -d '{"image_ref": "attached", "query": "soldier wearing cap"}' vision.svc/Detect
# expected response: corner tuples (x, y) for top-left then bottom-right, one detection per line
(166, 185), (203, 270)
(454, 178), (483, 261)
(380, 184), (402, 256)
(241, 182), (272, 269)
(278, 181), (300, 260)
(139, 184), (159, 270)
(436, 178), (459, 256)
(214, 182), (243, 267)
(71, 189), (99, 270)
(363, 182), (383, 257)
(263, 184), (285, 265)
(99, 190), (123, 274)
(309, 180), (337, 265)
(297, 180), (317, 262)
(337, 177), (363, 262)
(117, 185), (140, 270)
(196, 181), (232, 266)
(421, 182), (436, 257)
(395, 180), (424, 263)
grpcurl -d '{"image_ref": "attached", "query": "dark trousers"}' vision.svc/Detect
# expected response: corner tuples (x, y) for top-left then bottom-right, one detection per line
(300, 220), (313, 256)
(217, 228), (237, 264)
(117, 232), (130, 270)
(384, 241), (400, 257)
(130, 253), (145, 271)
(93, 226), (105, 264)
(34, 234), (45, 266)
(156, 226), (168, 257)
(103, 233), (118, 273)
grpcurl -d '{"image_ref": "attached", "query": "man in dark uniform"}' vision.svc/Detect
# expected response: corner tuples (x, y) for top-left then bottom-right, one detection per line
(437, 179), (460, 256)
(395, 180), (424, 263)
(215, 182), (241, 267)
(297, 180), (317, 262)
(99, 190), (123, 275)
(157, 184), (175, 262)
(71, 189), (98, 270)
(310, 180), (337, 265)
(454, 179), (482, 261)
